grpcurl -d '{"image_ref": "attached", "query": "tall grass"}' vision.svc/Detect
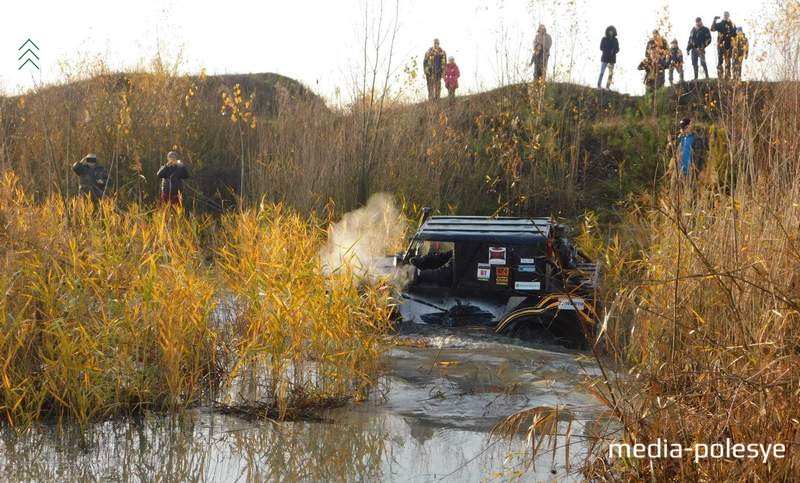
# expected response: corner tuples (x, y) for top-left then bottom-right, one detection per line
(0, 56), (662, 219)
(582, 79), (800, 482)
(0, 172), (394, 429)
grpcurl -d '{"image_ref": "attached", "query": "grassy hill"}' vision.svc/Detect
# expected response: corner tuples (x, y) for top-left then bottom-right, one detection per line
(0, 72), (774, 217)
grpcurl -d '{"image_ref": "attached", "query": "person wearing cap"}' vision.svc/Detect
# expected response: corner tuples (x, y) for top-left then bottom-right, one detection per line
(677, 118), (697, 177)
(668, 39), (685, 85)
(530, 24), (553, 81)
(598, 25), (619, 89)
(71, 153), (109, 201)
(156, 151), (190, 205)
(444, 56), (460, 102)
(711, 12), (737, 79)
(423, 39), (447, 100)
(687, 17), (711, 80)
(732, 27), (749, 80)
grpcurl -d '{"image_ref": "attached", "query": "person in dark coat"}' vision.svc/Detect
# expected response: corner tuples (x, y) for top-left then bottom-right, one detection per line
(687, 17), (712, 80)
(711, 12), (737, 79)
(71, 153), (108, 201)
(156, 151), (189, 205)
(668, 39), (685, 85)
(598, 25), (619, 89)
(423, 39), (447, 100)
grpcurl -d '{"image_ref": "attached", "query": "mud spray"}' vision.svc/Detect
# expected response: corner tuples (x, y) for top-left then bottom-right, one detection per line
(319, 193), (415, 287)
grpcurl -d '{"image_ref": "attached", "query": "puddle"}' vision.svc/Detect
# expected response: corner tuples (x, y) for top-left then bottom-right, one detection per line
(0, 323), (609, 482)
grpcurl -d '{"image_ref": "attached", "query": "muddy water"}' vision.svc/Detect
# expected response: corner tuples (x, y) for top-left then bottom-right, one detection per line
(0, 324), (607, 482)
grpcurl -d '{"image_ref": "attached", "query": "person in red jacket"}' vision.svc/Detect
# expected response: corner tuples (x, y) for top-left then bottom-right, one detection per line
(444, 56), (460, 103)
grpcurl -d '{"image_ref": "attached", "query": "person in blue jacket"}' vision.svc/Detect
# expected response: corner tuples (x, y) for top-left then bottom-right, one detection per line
(598, 25), (619, 89)
(677, 118), (696, 176)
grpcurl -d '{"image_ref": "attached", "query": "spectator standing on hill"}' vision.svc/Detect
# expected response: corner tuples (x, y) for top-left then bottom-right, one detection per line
(598, 25), (619, 89)
(668, 39), (685, 85)
(157, 151), (189, 206)
(423, 39), (447, 100)
(444, 56), (460, 102)
(711, 12), (736, 79)
(645, 30), (669, 61)
(732, 27), (749, 80)
(71, 153), (108, 201)
(639, 30), (668, 92)
(530, 24), (552, 81)
(687, 17), (712, 80)
(677, 118), (697, 177)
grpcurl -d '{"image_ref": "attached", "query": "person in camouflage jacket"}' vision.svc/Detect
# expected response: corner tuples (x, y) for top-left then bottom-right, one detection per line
(732, 27), (749, 80)
(424, 39), (447, 100)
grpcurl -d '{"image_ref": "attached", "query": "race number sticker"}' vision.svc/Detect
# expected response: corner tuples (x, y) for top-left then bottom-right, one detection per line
(496, 266), (509, 285)
(476, 263), (491, 281)
(515, 281), (540, 290)
(488, 247), (507, 265)
(558, 297), (585, 311)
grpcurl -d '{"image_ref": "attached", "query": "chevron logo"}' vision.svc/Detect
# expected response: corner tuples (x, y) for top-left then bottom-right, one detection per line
(18, 39), (39, 70)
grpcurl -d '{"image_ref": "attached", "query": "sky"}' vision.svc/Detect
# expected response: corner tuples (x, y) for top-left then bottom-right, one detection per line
(0, 0), (772, 103)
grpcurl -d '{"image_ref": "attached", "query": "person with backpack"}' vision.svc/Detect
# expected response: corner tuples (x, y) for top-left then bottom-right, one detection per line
(444, 56), (460, 102)
(711, 12), (737, 79)
(156, 151), (190, 206)
(71, 153), (109, 201)
(668, 39), (685, 85)
(598, 25), (619, 89)
(687, 17), (712, 80)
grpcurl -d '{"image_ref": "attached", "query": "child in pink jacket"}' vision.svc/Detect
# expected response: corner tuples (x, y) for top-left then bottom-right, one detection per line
(444, 56), (460, 101)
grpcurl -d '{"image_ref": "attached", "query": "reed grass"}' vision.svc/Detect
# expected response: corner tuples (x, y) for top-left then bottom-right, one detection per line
(0, 172), (395, 428)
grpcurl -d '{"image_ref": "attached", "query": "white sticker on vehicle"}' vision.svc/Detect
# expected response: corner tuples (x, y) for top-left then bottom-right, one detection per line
(488, 247), (506, 265)
(515, 281), (540, 290)
(558, 297), (585, 311)
(520, 258), (535, 264)
(477, 263), (491, 281)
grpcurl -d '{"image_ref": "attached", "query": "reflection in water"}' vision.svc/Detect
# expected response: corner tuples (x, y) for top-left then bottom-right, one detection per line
(0, 412), (391, 482)
(0, 327), (605, 482)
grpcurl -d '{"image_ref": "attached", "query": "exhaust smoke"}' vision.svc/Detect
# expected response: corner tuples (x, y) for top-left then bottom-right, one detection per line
(319, 193), (413, 286)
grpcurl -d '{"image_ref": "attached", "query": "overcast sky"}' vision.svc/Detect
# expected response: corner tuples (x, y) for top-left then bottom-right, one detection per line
(0, 0), (772, 102)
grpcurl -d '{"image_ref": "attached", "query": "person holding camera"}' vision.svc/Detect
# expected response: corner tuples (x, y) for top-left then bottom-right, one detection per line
(687, 17), (711, 80)
(71, 153), (109, 201)
(156, 151), (190, 206)
(711, 12), (737, 79)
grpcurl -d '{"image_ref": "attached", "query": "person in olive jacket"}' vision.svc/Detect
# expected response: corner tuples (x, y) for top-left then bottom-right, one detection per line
(711, 12), (737, 79)
(687, 17), (712, 80)
(598, 25), (619, 89)
(156, 151), (189, 205)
